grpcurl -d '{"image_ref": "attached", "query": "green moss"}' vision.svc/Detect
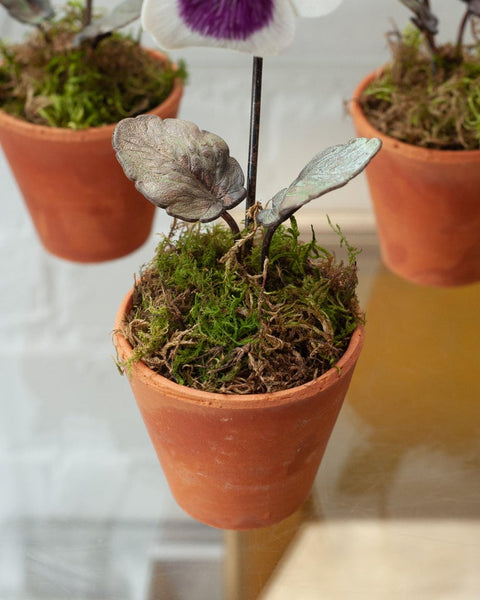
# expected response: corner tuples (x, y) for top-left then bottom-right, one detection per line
(360, 28), (480, 150)
(0, 1), (187, 129)
(120, 222), (361, 394)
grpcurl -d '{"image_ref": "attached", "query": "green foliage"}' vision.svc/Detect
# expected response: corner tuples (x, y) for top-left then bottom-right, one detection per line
(402, 23), (424, 50)
(327, 216), (362, 265)
(364, 73), (395, 104)
(0, 1), (186, 128)
(48, 0), (84, 33)
(120, 222), (360, 393)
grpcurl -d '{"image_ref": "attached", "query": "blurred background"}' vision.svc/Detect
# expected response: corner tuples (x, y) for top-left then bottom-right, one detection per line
(0, 1), (472, 598)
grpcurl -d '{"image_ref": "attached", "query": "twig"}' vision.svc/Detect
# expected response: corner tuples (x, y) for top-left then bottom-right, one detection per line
(424, 29), (437, 59)
(257, 256), (269, 320)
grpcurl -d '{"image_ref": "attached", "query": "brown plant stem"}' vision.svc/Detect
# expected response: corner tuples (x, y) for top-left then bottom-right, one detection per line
(221, 211), (241, 238)
(424, 29), (437, 58)
(245, 56), (263, 228)
(36, 21), (51, 44)
(456, 8), (471, 55)
(84, 0), (93, 26)
(261, 225), (275, 268)
(422, 0), (437, 62)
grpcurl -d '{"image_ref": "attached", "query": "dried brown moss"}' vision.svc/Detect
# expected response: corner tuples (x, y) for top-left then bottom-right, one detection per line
(359, 28), (480, 150)
(117, 222), (362, 394)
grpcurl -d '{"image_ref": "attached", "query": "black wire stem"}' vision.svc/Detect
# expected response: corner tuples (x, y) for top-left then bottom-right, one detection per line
(245, 56), (263, 228)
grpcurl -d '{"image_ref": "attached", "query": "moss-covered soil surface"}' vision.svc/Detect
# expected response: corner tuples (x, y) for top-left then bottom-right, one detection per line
(0, 2), (185, 129)
(359, 29), (480, 150)
(117, 222), (362, 395)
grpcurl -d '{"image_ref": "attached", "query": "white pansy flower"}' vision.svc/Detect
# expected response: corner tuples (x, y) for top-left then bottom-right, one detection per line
(141, 0), (343, 57)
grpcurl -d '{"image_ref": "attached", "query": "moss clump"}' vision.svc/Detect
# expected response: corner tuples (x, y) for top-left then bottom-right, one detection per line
(118, 221), (361, 394)
(359, 27), (480, 150)
(0, 1), (186, 129)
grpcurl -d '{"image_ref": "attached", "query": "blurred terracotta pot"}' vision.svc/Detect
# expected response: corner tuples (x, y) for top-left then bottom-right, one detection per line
(114, 286), (365, 530)
(350, 71), (480, 287)
(0, 51), (183, 263)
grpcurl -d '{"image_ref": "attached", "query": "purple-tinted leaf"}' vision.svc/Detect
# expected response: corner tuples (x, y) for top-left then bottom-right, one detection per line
(399, 0), (438, 34)
(0, 0), (53, 25)
(74, 0), (142, 44)
(257, 138), (382, 228)
(112, 115), (246, 223)
(460, 0), (480, 16)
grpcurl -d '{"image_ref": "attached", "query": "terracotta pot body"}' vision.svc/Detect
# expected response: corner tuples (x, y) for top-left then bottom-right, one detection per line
(0, 51), (183, 263)
(350, 71), (480, 287)
(114, 287), (365, 530)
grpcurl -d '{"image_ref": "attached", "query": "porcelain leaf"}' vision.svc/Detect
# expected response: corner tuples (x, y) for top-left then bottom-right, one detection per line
(398, 0), (438, 34)
(112, 115), (246, 223)
(0, 0), (53, 24)
(257, 138), (382, 228)
(461, 0), (480, 16)
(75, 0), (142, 44)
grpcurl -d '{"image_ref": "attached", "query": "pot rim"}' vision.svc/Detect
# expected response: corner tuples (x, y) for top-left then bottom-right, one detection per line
(0, 49), (183, 141)
(350, 68), (480, 162)
(113, 284), (365, 410)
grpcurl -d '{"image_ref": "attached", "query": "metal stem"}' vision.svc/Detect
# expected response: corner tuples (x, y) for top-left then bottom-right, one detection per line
(456, 9), (471, 55)
(245, 56), (263, 228)
(221, 211), (241, 238)
(84, 0), (93, 27)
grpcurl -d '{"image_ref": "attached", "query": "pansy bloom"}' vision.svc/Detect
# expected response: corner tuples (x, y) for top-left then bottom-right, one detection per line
(141, 0), (343, 57)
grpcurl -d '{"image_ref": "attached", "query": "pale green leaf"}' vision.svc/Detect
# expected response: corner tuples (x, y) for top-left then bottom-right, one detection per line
(257, 137), (381, 229)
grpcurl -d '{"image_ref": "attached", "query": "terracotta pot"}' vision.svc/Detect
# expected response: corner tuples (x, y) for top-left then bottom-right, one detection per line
(114, 286), (365, 530)
(0, 51), (183, 263)
(350, 70), (480, 287)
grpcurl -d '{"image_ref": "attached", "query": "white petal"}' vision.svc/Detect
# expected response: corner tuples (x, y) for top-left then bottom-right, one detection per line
(289, 0), (342, 17)
(141, 0), (296, 57)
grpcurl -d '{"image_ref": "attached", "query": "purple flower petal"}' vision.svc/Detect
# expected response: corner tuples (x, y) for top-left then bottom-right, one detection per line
(141, 0), (295, 56)
(178, 0), (275, 41)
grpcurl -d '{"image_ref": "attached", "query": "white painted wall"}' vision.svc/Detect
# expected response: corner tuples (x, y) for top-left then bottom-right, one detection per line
(0, 0), (463, 521)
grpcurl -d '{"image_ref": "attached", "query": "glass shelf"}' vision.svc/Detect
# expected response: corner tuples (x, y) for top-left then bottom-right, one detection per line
(3, 244), (480, 600)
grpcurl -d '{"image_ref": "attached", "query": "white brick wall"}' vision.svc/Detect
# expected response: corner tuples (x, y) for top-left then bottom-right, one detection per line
(0, 0), (461, 521)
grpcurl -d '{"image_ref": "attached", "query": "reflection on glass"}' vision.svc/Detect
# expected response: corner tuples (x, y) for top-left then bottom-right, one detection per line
(337, 265), (480, 519)
(256, 264), (480, 600)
